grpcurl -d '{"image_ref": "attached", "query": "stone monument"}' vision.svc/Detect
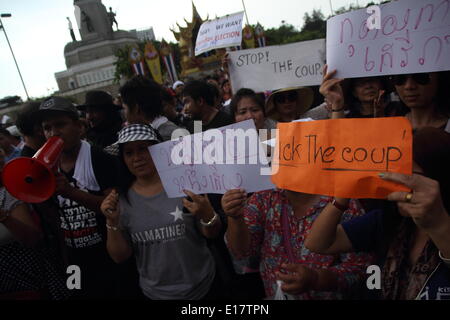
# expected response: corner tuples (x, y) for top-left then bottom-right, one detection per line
(55, 0), (140, 103)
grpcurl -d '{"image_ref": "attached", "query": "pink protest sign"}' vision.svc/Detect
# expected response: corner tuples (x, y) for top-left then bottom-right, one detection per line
(326, 0), (450, 78)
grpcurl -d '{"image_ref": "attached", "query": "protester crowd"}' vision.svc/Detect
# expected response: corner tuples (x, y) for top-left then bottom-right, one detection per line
(1, 11), (449, 301)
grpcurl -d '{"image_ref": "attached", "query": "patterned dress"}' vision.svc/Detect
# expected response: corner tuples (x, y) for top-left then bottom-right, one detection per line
(226, 189), (374, 299)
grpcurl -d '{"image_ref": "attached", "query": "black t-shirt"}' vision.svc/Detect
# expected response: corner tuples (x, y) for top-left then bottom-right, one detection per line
(57, 146), (118, 298)
(20, 145), (36, 157)
(58, 147), (116, 251)
(186, 110), (234, 134)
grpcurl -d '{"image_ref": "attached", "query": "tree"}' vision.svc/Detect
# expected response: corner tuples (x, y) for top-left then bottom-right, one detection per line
(264, 8), (327, 45)
(302, 9), (326, 35)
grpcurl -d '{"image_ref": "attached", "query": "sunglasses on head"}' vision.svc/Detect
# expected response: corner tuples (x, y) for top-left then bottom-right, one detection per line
(390, 73), (431, 86)
(274, 91), (297, 104)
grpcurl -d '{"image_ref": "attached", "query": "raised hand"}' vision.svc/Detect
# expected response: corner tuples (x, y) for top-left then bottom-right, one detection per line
(221, 188), (247, 219)
(319, 64), (345, 111)
(100, 189), (120, 225)
(182, 189), (215, 222)
(380, 172), (448, 231)
(373, 89), (386, 117)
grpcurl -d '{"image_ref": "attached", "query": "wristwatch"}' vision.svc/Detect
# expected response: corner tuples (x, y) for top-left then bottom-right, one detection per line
(200, 212), (219, 227)
(332, 198), (348, 211)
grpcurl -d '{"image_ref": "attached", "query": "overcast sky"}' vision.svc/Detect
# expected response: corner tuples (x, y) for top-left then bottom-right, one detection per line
(0, 0), (378, 100)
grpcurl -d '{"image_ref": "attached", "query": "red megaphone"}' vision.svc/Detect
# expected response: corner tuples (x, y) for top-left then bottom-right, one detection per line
(2, 136), (64, 203)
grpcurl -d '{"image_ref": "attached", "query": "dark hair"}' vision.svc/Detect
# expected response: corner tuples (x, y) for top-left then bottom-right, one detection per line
(229, 88), (265, 118)
(120, 76), (164, 120)
(390, 71), (450, 117)
(161, 88), (176, 103)
(413, 127), (450, 212)
(344, 76), (389, 117)
(16, 102), (42, 136)
(116, 144), (136, 204)
(207, 82), (221, 100)
(0, 128), (12, 137)
(221, 79), (229, 88)
(182, 80), (215, 106)
(204, 74), (220, 83)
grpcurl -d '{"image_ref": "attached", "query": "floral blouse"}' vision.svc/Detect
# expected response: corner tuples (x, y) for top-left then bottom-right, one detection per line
(226, 189), (374, 299)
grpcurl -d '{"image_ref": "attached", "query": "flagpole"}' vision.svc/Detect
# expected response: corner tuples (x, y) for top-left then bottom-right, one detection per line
(329, 0), (334, 15)
(241, 0), (250, 25)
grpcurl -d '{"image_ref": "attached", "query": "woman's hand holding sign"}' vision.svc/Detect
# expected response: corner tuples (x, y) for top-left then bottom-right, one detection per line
(319, 64), (345, 113)
(380, 172), (450, 260)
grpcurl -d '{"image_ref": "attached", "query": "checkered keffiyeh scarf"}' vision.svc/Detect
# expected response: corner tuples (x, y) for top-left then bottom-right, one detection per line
(117, 124), (161, 145)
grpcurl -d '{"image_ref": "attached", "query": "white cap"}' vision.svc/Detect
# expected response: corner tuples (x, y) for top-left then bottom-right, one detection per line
(172, 80), (184, 90)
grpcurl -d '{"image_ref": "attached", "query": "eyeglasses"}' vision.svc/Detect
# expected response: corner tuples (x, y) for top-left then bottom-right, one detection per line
(390, 73), (431, 86)
(274, 91), (297, 104)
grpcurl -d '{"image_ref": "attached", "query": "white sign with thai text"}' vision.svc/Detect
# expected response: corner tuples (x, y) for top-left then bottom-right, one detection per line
(149, 120), (275, 197)
(326, 0), (450, 78)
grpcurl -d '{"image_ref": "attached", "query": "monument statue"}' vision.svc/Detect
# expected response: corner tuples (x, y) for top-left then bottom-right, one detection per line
(67, 17), (76, 41)
(108, 7), (118, 31)
(82, 11), (94, 33)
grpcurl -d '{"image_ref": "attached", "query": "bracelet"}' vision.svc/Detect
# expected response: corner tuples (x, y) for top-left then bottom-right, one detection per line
(331, 198), (348, 212)
(200, 212), (219, 227)
(331, 107), (345, 112)
(106, 223), (120, 231)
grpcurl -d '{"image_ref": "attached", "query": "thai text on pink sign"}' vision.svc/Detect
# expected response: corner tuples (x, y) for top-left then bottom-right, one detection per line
(326, 0), (450, 78)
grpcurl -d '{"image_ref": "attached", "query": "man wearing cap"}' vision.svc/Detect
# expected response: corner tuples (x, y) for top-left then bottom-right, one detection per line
(77, 90), (123, 150)
(37, 96), (121, 299)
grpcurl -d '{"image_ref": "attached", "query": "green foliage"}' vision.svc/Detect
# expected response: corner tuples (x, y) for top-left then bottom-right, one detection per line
(264, 9), (326, 46)
(302, 9), (326, 34)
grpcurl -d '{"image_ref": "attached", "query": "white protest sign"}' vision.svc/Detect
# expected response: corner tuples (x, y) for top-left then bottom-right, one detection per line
(149, 120), (275, 198)
(327, 0), (450, 78)
(228, 39), (326, 93)
(195, 11), (244, 56)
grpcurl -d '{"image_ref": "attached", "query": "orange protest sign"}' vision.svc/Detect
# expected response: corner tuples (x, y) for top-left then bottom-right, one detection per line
(271, 117), (412, 199)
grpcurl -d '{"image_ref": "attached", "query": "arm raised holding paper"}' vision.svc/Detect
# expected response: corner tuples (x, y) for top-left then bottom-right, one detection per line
(305, 127), (450, 300)
(319, 65), (345, 119)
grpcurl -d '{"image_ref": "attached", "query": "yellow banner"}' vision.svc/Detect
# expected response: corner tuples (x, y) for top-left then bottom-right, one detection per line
(144, 42), (163, 84)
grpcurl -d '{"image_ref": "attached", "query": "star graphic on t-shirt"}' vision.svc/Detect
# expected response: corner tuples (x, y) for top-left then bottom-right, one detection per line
(168, 206), (184, 222)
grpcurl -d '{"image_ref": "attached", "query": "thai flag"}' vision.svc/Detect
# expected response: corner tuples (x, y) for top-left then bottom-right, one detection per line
(132, 62), (145, 76)
(163, 54), (178, 84)
(257, 37), (266, 47)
